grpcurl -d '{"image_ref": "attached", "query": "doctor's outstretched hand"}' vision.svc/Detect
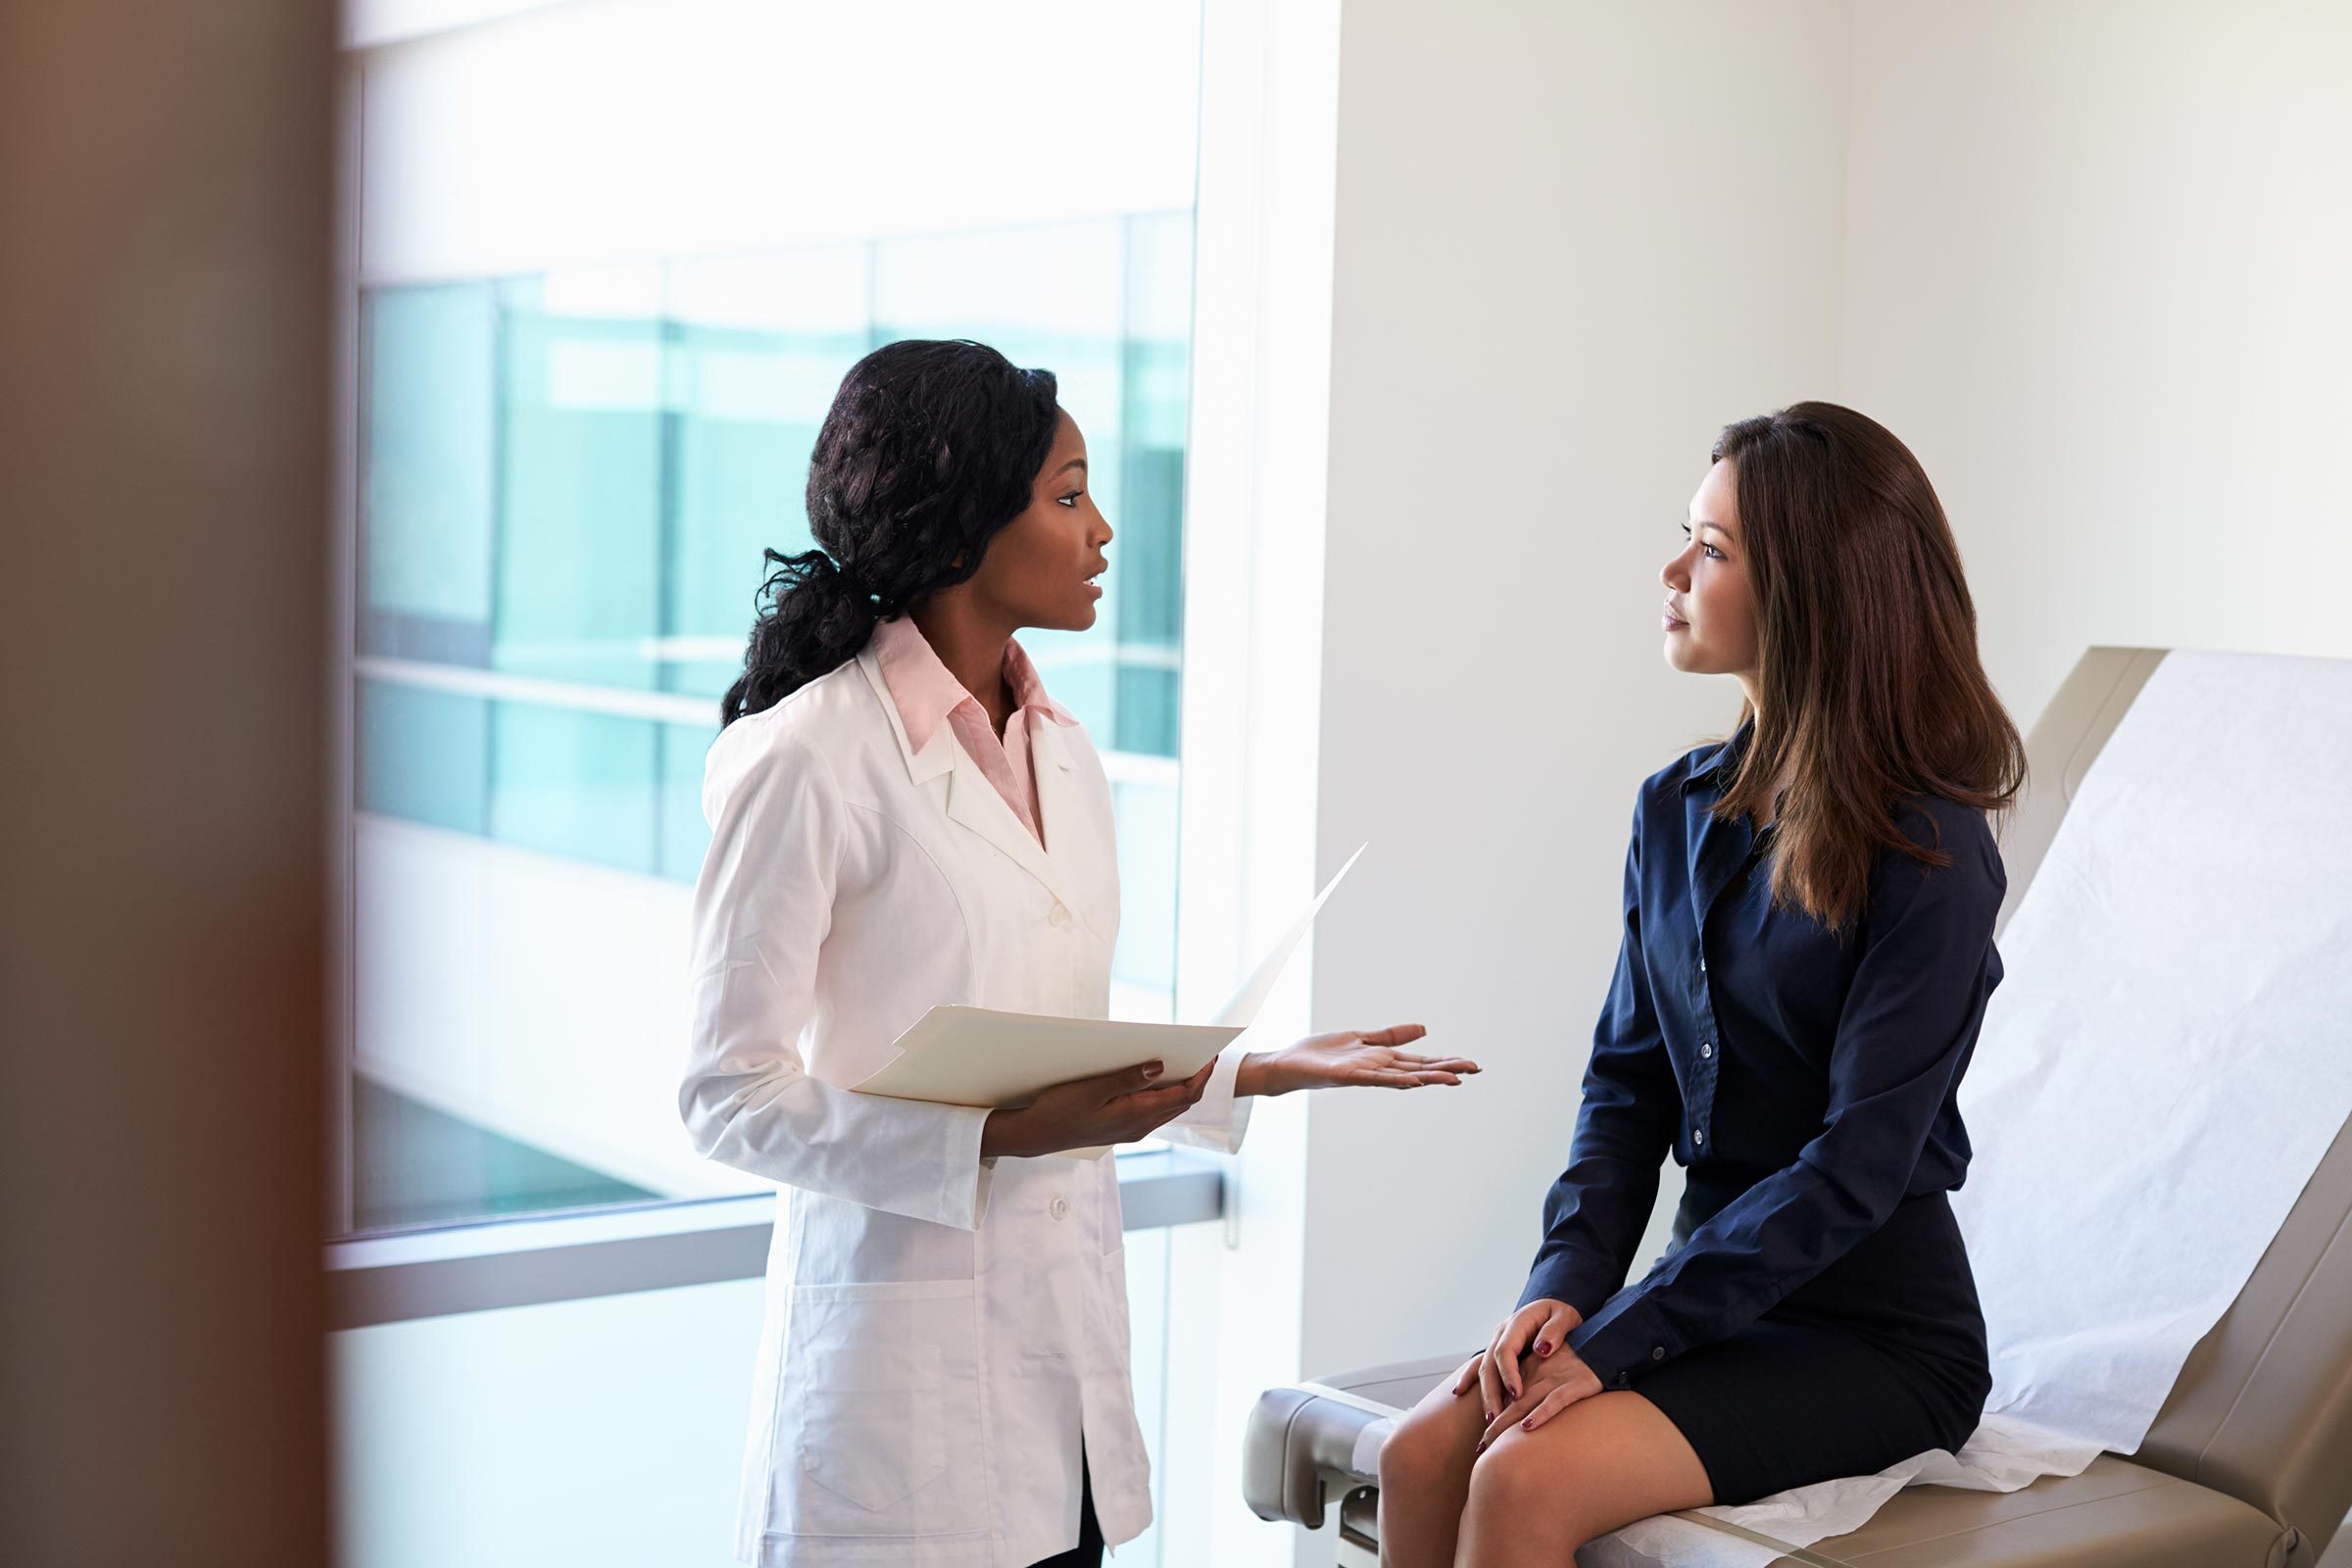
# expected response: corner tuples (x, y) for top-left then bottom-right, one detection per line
(1234, 1023), (1478, 1097)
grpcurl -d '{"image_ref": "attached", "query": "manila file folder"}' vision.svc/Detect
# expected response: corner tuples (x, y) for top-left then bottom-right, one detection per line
(849, 845), (1366, 1157)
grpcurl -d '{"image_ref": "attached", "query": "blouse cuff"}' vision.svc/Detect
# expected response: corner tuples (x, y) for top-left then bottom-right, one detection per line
(1567, 1297), (1672, 1392)
(1518, 1250), (1618, 1324)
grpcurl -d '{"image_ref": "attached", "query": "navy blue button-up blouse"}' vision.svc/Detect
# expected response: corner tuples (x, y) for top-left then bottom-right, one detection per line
(1519, 720), (2007, 1390)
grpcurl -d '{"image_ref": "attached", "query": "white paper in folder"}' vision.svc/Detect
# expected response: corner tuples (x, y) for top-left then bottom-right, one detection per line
(851, 845), (1367, 1158)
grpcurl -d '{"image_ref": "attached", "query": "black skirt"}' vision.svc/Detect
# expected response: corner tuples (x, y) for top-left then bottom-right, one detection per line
(1625, 1169), (1994, 1507)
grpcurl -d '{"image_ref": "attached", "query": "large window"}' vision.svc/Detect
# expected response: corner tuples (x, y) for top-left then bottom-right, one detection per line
(348, 216), (1193, 1229)
(331, 7), (1216, 1563)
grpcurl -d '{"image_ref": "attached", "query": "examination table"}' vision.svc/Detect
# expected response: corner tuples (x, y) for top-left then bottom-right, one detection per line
(1244, 647), (2352, 1567)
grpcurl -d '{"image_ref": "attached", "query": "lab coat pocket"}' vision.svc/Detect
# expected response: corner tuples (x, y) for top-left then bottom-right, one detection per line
(778, 1279), (985, 1540)
(800, 1378), (946, 1512)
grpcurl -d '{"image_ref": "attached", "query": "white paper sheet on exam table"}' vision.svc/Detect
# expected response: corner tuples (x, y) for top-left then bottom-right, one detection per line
(851, 845), (1367, 1158)
(1569, 652), (2352, 1568)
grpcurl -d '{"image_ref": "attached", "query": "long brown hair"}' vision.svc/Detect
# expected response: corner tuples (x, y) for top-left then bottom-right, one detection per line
(1709, 402), (2025, 932)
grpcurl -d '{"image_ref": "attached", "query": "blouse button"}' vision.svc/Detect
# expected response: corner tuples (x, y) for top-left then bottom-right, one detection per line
(1699, 1041), (1713, 1059)
(1050, 1197), (1070, 1220)
(1049, 903), (1073, 929)
(1692, 1128), (1705, 1147)
(1698, 956), (1707, 973)
(1650, 1346), (1666, 1361)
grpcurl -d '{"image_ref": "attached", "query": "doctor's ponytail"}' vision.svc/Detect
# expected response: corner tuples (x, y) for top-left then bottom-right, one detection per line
(720, 339), (1060, 726)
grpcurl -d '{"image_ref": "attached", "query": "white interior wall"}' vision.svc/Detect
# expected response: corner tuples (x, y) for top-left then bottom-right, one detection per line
(1299, 0), (1854, 1387)
(1838, 0), (2352, 721)
(1281, 2), (2352, 1560)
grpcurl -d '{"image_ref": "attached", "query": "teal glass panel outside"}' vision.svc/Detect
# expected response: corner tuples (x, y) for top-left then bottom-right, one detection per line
(356, 215), (1190, 1007)
(1111, 212), (1192, 759)
(356, 678), (490, 836)
(487, 702), (662, 875)
(493, 271), (665, 692)
(658, 721), (722, 884)
(662, 244), (872, 703)
(360, 284), (498, 664)
(351, 1077), (655, 1233)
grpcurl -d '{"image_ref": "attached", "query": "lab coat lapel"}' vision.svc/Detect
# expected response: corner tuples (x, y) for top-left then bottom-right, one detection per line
(945, 727), (1074, 908)
(1027, 716), (1082, 858)
(859, 644), (1079, 906)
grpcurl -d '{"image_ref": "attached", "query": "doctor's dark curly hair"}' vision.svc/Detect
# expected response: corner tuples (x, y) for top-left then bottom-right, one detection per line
(719, 339), (1060, 726)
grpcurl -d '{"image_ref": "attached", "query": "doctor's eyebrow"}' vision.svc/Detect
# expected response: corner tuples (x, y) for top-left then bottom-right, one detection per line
(1054, 458), (1088, 476)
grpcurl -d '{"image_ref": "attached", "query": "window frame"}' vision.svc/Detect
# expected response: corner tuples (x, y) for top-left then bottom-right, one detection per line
(325, 1146), (1225, 1329)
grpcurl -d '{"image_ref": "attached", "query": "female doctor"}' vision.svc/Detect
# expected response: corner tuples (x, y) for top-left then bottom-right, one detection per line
(680, 338), (1476, 1568)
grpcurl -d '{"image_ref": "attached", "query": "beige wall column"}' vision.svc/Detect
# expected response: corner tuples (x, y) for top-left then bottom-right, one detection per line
(0, 3), (334, 1562)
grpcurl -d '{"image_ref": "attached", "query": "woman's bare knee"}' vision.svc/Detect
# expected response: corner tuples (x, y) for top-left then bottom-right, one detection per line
(1462, 1430), (1551, 1515)
(1376, 1391), (1487, 1568)
(1378, 1397), (1473, 1494)
(1455, 1394), (1715, 1560)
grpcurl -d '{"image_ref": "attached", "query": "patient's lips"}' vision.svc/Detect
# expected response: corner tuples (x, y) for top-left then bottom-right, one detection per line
(1663, 597), (1690, 631)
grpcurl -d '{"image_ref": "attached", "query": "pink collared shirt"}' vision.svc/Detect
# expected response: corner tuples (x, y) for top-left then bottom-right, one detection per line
(869, 614), (1078, 847)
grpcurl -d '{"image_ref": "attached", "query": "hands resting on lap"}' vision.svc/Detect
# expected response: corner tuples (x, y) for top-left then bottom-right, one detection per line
(1452, 1297), (1604, 1452)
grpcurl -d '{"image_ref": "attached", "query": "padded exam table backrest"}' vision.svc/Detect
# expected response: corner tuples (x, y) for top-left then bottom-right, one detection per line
(1989, 648), (2352, 1555)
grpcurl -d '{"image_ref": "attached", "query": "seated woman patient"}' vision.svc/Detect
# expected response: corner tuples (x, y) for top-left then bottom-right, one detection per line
(1375, 404), (2025, 1567)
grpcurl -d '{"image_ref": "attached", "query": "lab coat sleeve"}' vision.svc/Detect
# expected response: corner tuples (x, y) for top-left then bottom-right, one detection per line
(1565, 800), (2006, 1391)
(679, 728), (996, 1230)
(1518, 793), (1681, 1323)
(1152, 1042), (1253, 1154)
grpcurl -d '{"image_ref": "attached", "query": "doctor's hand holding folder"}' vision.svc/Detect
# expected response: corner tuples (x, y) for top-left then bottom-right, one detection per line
(852, 844), (1476, 1158)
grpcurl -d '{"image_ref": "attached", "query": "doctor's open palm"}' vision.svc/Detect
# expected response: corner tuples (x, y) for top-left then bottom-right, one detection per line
(1236, 1022), (1479, 1098)
(980, 1023), (1478, 1158)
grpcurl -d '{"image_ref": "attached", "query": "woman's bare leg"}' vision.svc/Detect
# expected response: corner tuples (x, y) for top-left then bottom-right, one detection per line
(1375, 1370), (1490, 1568)
(1453, 1390), (1713, 1567)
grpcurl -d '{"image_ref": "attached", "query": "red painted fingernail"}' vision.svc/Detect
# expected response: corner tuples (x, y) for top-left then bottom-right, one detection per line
(1534, 1341), (1551, 1356)
(1521, 1418), (1534, 1431)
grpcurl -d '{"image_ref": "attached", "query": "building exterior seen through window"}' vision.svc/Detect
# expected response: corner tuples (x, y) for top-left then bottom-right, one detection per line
(348, 215), (1194, 1233)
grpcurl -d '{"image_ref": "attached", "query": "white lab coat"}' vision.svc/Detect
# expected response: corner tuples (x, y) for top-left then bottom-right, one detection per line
(681, 644), (1250, 1568)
